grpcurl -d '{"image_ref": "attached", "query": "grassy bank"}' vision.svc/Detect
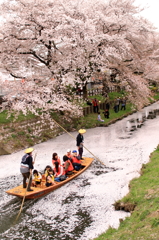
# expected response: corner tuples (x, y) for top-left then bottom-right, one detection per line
(94, 147), (159, 240)
(77, 102), (134, 129)
(0, 110), (36, 124)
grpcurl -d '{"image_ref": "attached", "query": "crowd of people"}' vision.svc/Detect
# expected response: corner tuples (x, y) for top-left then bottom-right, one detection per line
(86, 97), (127, 122)
(20, 129), (86, 191)
(113, 97), (127, 112)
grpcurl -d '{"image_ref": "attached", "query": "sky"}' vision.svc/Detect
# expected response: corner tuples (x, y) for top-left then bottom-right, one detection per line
(134, 0), (159, 29)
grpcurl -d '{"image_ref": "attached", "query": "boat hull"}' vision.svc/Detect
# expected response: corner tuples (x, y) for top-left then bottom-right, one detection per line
(6, 157), (93, 200)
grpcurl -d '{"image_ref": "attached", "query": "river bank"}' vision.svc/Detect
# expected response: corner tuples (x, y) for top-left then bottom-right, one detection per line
(0, 95), (158, 155)
(95, 145), (159, 240)
(0, 102), (135, 155)
(1, 102), (159, 239)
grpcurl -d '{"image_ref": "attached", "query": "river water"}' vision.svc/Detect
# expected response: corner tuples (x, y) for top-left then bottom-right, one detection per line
(1, 102), (159, 240)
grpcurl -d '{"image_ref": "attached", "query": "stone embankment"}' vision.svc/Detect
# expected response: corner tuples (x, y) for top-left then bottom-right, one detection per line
(0, 117), (62, 155)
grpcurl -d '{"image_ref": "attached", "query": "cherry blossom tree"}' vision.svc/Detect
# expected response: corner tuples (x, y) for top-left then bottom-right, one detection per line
(85, 0), (159, 108)
(0, 0), (159, 117)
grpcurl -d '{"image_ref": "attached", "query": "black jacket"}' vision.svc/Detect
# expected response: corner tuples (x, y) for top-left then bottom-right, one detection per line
(21, 154), (34, 169)
(76, 133), (84, 147)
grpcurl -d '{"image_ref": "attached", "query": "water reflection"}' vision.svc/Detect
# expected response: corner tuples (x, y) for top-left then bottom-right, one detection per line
(121, 104), (159, 138)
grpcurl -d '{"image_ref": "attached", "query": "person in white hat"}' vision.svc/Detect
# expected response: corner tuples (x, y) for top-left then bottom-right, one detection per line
(76, 129), (86, 159)
(20, 148), (34, 191)
(66, 149), (73, 161)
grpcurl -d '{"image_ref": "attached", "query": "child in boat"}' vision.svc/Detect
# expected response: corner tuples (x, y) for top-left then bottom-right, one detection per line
(63, 155), (74, 175)
(71, 150), (82, 171)
(53, 161), (67, 182)
(32, 169), (42, 187)
(45, 169), (55, 187)
(52, 152), (61, 166)
(44, 165), (53, 177)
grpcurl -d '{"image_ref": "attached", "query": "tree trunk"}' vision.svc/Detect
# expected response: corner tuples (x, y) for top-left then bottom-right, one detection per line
(102, 77), (110, 97)
(82, 85), (87, 99)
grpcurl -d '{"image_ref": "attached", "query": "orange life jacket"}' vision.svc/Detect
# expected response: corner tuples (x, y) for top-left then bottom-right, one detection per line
(64, 160), (74, 173)
(52, 158), (60, 166)
(66, 153), (73, 160)
(54, 164), (65, 176)
(72, 156), (81, 164)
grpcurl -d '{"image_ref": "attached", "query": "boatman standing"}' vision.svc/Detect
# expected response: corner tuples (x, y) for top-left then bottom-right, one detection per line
(76, 129), (86, 159)
(20, 148), (34, 191)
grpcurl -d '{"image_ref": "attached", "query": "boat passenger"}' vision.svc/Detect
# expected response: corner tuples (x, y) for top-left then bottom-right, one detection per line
(53, 161), (67, 182)
(52, 152), (61, 166)
(63, 155), (74, 175)
(32, 169), (42, 187)
(71, 150), (82, 171)
(46, 169), (55, 187)
(66, 149), (73, 163)
(44, 165), (53, 177)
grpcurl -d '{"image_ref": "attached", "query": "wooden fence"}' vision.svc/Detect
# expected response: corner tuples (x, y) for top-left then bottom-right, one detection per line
(77, 85), (123, 97)
(83, 102), (109, 116)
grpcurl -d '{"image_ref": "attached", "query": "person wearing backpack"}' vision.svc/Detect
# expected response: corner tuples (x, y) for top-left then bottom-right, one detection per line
(20, 147), (34, 192)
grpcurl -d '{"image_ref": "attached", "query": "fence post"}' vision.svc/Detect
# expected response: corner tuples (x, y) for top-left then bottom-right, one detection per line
(83, 108), (86, 116)
(90, 105), (93, 113)
(87, 106), (90, 115)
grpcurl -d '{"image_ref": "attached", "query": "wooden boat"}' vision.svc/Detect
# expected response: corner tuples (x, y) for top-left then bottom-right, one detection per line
(6, 157), (93, 200)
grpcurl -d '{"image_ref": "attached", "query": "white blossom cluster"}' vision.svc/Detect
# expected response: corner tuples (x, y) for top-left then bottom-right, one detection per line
(0, 0), (159, 116)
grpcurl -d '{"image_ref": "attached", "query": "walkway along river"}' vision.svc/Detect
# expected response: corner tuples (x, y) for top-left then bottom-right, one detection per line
(1, 102), (159, 240)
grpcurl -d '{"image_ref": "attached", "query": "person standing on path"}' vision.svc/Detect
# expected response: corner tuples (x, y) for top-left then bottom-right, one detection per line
(116, 97), (121, 112)
(92, 98), (99, 113)
(121, 98), (126, 110)
(20, 147), (34, 191)
(76, 129), (86, 159)
(105, 101), (110, 111)
(103, 109), (110, 119)
(114, 98), (120, 112)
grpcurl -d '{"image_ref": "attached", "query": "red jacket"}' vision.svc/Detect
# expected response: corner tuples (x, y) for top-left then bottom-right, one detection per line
(54, 164), (65, 176)
(64, 160), (74, 173)
(52, 158), (60, 166)
(72, 156), (81, 164)
(92, 99), (98, 106)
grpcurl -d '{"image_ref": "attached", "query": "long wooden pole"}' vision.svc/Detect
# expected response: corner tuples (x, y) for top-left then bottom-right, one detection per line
(52, 118), (105, 166)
